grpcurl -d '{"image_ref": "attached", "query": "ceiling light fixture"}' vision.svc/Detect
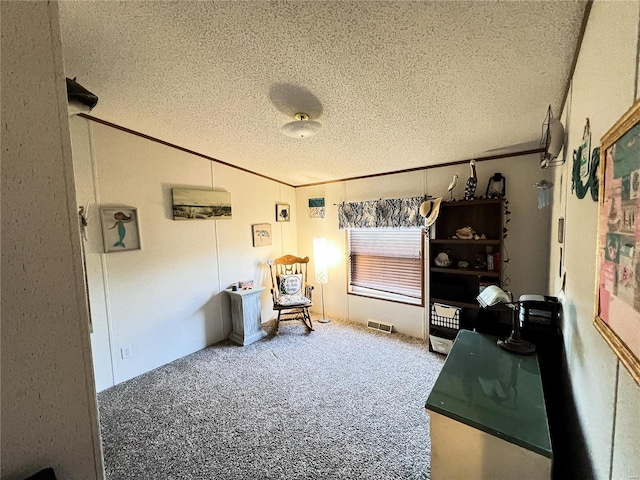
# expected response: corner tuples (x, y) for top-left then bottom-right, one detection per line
(281, 112), (322, 139)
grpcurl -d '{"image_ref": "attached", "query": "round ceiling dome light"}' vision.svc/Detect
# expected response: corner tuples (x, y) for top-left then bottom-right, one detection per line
(281, 112), (322, 139)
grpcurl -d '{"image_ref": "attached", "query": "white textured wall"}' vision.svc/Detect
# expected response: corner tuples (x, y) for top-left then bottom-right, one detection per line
(547, 1), (640, 478)
(1, 2), (103, 479)
(213, 163), (298, 329)
(70, 120), (297, 389)
(296, 154), (551, 339)
(69, 118), (114, 391)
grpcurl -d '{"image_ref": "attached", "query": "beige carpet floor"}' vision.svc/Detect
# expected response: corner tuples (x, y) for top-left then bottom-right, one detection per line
(98, 318), (445, 479)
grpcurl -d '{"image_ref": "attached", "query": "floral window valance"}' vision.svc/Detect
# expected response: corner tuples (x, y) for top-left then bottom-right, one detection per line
(337, 196), (424, 229)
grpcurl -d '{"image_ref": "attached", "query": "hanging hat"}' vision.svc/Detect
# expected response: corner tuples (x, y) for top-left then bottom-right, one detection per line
(419, 197), (442, 227)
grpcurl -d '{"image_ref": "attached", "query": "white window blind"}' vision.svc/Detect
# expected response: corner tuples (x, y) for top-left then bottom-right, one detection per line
(348, 228), (423, 302)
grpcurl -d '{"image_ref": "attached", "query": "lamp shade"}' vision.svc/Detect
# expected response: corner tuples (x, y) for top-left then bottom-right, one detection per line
(477, 285), (512, 308)
(313, 237), (329, 284)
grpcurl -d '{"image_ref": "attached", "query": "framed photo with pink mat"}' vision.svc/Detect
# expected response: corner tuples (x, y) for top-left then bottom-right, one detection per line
(595, 99), (640, 385)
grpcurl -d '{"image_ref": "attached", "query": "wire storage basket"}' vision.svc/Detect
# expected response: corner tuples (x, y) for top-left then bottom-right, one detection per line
(430, 303), (461, 330)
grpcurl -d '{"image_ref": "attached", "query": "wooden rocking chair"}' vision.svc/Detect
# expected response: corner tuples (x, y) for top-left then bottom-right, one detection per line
(268, 255), (314, 332)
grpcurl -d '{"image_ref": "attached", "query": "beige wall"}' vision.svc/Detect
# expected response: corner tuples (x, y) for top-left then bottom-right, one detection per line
(70, 120), (298, 390)
(547, 1), (640, 478)
(1, 2), (103, 479)
(296, 153), (551, 338)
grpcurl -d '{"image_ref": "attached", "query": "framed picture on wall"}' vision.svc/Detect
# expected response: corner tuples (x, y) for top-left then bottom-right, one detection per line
(172, 188), (232, 220)
(557, 217), (565, 244)
(309, 197), (325, 218)
(595, 98), (640, 385)
(100, 207), (141, 253)
(276, 203), (290, 222)
(252, 223), (272, 247)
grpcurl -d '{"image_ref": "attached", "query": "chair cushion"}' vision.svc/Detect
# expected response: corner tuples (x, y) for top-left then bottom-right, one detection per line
(278, 273), (303, 296)
(276, 294), (311, 306)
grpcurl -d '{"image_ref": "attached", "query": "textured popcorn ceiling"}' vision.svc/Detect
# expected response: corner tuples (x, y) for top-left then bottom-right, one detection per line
(59, 1), (587, 186)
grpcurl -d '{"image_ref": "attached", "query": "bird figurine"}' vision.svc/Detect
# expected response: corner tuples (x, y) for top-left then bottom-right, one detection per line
(447, 174), (459, 201)
(464, 160), (477, 200)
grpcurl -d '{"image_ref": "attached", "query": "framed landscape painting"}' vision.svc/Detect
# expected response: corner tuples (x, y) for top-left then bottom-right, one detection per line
(595, 99), (640, 385)
(172, 188), (232, 220)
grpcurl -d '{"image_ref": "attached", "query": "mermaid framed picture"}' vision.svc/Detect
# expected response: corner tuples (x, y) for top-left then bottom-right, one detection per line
(100, 207), (141, 253)
(595, 99), (640, 385)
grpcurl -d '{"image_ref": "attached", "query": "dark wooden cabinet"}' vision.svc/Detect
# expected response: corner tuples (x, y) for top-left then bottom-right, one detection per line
(428, 198), (505, 350)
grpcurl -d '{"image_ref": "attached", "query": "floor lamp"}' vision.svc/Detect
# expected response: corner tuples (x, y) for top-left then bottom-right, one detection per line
(313, 237), (330, 323)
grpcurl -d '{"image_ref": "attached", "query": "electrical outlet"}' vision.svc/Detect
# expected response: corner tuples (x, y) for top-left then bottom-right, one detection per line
(121, 346), (132, 359)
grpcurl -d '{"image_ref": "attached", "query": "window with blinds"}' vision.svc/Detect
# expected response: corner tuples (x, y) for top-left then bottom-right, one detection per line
(348, 228), (424, 305)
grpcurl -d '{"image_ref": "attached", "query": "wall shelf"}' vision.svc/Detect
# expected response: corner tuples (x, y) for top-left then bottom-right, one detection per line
(431, 267), (500, 277)
(430, 239), (501, 246)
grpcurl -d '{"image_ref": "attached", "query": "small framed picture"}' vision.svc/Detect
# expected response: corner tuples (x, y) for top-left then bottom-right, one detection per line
(100, 207), (141, 253)
(276, 203), (290, 222)
(309, 197), (325, 218)
(557, 217), (565, 244)
(252, 223), (272, 247)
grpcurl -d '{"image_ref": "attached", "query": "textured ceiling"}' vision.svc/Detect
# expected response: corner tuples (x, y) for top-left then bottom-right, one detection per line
(59, 1), (588, 186)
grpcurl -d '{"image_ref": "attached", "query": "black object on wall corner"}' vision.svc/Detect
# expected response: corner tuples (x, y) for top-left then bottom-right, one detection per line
(66, 77), (98, 109)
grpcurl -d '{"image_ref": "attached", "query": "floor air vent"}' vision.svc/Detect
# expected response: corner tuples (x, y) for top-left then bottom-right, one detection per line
(367, 319), (393, 333)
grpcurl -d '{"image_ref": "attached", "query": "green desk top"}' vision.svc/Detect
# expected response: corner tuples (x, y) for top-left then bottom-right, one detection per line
(426, 330), (552, 458)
